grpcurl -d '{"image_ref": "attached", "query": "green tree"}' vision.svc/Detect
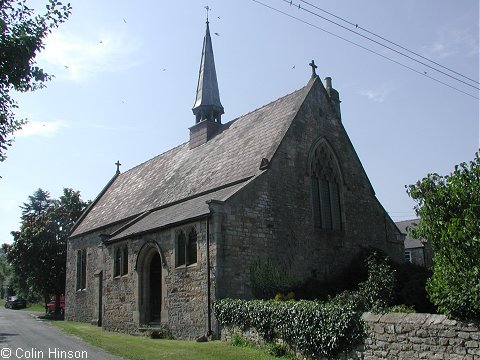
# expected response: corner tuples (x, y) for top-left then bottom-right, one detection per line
(0, 248), (11, 298)
(2, 188), (89, 312)
(407, 152), (480, 320)
(0, 0), (71, 162)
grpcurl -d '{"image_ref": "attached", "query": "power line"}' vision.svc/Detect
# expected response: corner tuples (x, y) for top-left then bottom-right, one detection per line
(298, 0), (479, 86)
(251, 0), (480, 100)
(283, 0), (479, 91)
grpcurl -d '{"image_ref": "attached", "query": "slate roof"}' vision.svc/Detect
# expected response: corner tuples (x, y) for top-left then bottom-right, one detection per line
(108, 183), (244, 241)
(396, 219), (425, 249)
(70, 77), (316, 238)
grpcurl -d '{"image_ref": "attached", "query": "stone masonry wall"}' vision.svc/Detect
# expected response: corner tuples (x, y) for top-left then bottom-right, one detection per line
(100, 220), (210, 339)
(67, 220), (210, 340)
(215, 77), (404, 301)
(360, 312), (480, 360)
(66, 224), (121, 324)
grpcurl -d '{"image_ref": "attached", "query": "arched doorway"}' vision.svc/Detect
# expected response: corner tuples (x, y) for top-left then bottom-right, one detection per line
(136, 242), (168, 326)
(149, 252), (161, 323)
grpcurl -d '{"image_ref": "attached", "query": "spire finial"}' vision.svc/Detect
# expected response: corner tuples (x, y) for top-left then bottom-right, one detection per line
(309, 60), (318, 77)
(115, 160), (121, 174)
(204, 5), (210, 22)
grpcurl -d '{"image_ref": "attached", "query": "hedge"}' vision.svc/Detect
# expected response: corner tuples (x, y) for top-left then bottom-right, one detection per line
(213, 253), (396, 359)
(213, 298), (363, 359)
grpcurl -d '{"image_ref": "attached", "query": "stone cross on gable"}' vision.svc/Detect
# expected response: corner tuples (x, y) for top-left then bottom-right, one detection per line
(115, 160), (121, 174)
(309, 60), (318, 77)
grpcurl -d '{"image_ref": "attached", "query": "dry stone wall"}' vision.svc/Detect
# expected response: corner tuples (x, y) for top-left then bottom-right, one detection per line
(361, 312), (479, 360)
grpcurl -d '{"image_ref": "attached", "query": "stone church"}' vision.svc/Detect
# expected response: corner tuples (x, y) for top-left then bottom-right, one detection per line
(66, 20), (404, 339)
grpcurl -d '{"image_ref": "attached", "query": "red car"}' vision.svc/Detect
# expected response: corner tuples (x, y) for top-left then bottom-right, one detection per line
(46, 295), (65, 315)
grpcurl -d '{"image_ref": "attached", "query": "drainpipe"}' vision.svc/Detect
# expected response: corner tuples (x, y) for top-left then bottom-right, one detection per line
(206, 216), (212, 336)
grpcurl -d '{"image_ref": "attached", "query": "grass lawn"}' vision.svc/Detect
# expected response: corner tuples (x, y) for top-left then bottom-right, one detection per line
(22, 302), (46, 312)
(50, 321), (287, 360)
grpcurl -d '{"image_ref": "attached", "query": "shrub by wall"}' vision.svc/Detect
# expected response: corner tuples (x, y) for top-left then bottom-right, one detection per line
(214, 253), (398, 359)
(213, 298), (363, 359)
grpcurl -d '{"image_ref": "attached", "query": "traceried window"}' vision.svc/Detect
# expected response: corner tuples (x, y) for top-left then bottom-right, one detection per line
(310, 139), (343, 231)
(176, 227), (198, 268)
(76, 249), (87, 290)
(114, 245), (128, 277)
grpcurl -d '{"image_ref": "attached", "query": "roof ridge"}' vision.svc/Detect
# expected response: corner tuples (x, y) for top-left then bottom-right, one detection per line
(222, 82), (311, 127)
(117, 82), (312, 176)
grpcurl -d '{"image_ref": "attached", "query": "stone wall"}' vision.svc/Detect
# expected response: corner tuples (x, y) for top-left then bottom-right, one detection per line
(67, 220), (212, 340)
(101, 221), (210, 339)
(220, 312), (480, 360)
(361, 312), (480, 360)
(215, 77), (404, 301)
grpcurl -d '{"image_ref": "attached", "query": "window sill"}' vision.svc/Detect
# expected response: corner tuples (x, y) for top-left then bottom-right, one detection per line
(113, 274), (128, 279)
(174, 262), (198, 270)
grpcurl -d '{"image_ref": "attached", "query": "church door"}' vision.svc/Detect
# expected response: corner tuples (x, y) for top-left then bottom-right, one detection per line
(149, 252), (162, 323)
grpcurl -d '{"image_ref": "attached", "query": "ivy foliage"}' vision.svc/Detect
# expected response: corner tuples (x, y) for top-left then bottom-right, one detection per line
(250, 259), (299, 300)
(407, 152), (480, 320)
(214, 299), (363, 359)
(214, 254), (395, 359)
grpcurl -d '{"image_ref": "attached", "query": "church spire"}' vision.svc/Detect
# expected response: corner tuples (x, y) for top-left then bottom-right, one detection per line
(192, 20), (224, 124)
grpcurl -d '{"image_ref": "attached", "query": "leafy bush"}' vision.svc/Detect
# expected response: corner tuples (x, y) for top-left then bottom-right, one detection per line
(273, 292), (295, 302)
(292, 248), (394, 301)
(407, 153), (480, 320)
(395, 263), (435, 313)
(230, 332), (253, 347)
(214, 299), (363, 359)
(267, 342), (291, 358)
(250, 260), (299, 299)
(215, 254), (398, 359)
(388, 304), (416, 313)
(357, 253), (396, 312)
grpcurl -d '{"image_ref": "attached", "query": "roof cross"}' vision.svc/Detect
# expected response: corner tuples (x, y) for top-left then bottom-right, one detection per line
(115, 160), (121, 174)
(204, 5), (210, 22)
(309, 60), (318, 77)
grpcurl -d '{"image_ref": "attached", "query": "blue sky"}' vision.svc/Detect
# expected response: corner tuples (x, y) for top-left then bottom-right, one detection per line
(1, 0), (478, 244)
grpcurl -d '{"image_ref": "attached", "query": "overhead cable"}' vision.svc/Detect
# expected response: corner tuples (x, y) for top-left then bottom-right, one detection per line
(251, 0), (479, 100)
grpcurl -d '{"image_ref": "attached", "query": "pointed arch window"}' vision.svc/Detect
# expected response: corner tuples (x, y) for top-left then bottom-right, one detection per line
(114, 245), (128, 277)
(76, 249), (86, 290)
(176, 231), (186, 267)
(310, 140), (343, 231)
(123, 246), (129, 275)
(188, 228), (198, 265)
(176, 227), (198, 268)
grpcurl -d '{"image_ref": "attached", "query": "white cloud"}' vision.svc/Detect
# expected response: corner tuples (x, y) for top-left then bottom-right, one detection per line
(423, 28), (479, 59)
(358, 88), (390, 103)
(38, 30), (142, 82)
(16, 120), (68, 138)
